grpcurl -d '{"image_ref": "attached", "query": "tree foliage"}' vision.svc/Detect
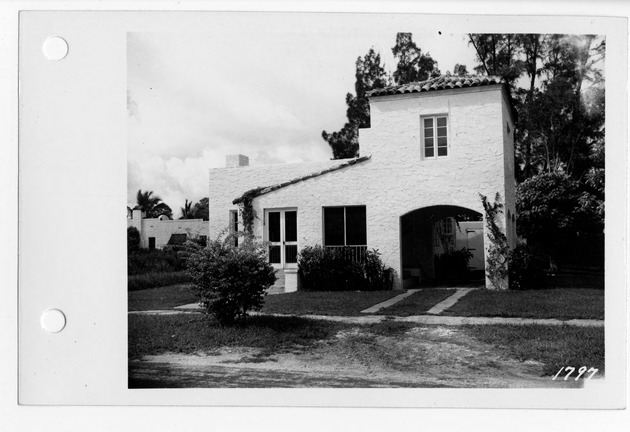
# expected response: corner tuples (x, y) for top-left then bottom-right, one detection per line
(391, 33), (439, 84)
(469, 34), (605, 267)
(192, 197), (209, 221)
(322, 48), (389, 159)
(135, 189), (173, 219)
(179, 199), (195, 219)
(516, 172), (603, 264)
(127, 226), (140, 252)
(453, 63), (468, 76)
(179, 197), (210, 220)
(323, 33), (440, 159)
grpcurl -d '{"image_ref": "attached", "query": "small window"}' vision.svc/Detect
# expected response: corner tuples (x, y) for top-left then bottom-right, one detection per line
(507, 123), (511, 134)
(229, 210), (239, 247)
(148, 237), (156, 250)
(422, 115), (448, 158)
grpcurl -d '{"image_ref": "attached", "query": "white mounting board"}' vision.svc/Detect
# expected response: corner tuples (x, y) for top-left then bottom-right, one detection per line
(2, 2), (629, 431)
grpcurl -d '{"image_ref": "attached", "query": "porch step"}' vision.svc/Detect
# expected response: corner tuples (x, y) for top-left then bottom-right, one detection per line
(267, 269), (286, 295)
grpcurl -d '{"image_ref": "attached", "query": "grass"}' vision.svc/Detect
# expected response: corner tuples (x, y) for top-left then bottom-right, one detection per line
(128, 313), (348, 359)
(462, 324), (605, 376)
(378, 289), (456, 316)
(443, 288), (604, 320)
(128, 271), (191, 291)
(128, 284), (198, 311)
(260, 290), (401, 316)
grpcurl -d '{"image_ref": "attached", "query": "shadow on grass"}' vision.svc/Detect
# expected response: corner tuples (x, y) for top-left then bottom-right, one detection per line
(128, 313), (348, 359)
(461, 324), (605, 376)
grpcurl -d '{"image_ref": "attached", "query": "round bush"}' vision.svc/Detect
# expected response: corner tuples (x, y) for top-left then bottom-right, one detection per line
(183, 239), (276, 325)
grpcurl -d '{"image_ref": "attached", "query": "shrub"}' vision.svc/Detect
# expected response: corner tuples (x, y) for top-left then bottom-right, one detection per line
(127, 226), (140, 252)
(434, 247), (473, 280)
(127, 249), (187, 275)
(508, 244), (549, 290)
(127, 271), (191, 291)
(183, 238), (277, 326)
(298, 245), (393, 291)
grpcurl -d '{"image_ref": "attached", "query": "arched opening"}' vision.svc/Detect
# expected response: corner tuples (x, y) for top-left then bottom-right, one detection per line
(400, 205), (484, 288)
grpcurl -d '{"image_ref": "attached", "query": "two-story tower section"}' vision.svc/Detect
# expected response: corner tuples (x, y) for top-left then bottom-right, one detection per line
(208, 74), (517, 290)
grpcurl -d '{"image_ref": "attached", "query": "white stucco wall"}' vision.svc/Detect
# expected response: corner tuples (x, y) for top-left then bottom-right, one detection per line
(127, 216), (208, 249)
(209, 84), (515, 289)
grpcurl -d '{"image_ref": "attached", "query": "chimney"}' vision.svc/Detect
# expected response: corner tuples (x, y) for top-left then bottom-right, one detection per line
(226, 154), (249, 168)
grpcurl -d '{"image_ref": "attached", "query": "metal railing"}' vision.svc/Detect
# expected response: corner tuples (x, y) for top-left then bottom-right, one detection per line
(325, 245), (368, 263)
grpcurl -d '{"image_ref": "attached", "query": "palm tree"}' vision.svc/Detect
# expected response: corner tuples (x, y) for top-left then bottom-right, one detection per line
(179, 199), (195, 219)
(135, 189), (173, 219)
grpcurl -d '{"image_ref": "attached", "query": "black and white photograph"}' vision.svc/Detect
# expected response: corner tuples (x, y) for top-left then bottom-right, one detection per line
(7, 5), (628, 428)
(124, 14), (607, 389)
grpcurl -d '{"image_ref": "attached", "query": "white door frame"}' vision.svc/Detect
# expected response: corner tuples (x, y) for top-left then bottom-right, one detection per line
(264, 208), (298, 269)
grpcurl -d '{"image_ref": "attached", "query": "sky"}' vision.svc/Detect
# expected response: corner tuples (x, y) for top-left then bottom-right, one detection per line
(127, 14), (479, 215)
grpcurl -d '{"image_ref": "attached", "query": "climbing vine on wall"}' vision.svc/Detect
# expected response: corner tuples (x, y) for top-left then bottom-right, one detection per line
(233, 187), (265, 237)
(480, 192), (509, 290)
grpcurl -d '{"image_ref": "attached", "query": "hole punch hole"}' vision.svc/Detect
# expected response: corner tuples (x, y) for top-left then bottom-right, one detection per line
(42, 36), (69, 61)
(41, 309), (66, 333)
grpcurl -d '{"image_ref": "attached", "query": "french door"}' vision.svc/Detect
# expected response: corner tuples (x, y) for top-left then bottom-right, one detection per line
(265, 209), (298, 269)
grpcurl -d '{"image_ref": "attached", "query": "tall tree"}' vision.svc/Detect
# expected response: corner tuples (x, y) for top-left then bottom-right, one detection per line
(135, 189), (173, 219)
(469, 33), (606, 267)
(521, 35), (605, 179)
(322, 48), (389, 159)
(391, 33), (440, 84)
(467, 34), (523, 87)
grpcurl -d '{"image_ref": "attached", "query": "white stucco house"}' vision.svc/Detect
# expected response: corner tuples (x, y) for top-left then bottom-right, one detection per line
(127, 209), (209, 250)
(208, 74), (517, 292)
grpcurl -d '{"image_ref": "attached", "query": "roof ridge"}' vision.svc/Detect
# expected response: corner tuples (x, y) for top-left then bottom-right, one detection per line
(366, 74), (505, 97)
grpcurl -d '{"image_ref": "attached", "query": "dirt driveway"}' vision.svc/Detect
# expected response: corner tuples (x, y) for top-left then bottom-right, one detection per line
(129, 324), (582, 388)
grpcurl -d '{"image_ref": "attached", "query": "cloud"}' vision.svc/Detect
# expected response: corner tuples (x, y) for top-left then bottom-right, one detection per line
(127, 28), (478, 213)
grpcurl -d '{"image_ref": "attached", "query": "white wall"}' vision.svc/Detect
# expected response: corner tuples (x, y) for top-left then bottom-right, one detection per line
(209, 85), (514, 289)
(127, 216), (208, 249)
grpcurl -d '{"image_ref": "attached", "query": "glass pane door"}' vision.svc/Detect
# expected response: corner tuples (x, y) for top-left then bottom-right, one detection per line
(266, 209), (298, 268)
(268, 211), (281, 264)
(284, 211), (298, 265)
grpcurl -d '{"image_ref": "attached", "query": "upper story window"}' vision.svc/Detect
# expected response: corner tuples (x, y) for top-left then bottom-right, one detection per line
(422, 115), (448, 158)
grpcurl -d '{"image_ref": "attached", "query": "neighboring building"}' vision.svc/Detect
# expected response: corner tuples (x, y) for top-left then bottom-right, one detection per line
(208, 75), (517, 291)
(127, 209), (208, 250)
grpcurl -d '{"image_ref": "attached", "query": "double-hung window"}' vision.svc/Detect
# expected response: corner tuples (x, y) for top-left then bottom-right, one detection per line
(423, 115), (448, 158)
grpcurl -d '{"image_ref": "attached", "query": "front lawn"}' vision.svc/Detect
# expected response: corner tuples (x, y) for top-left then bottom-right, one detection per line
(443, 288), (604, 320)
(378, 289), (456, 316)
(128, 313), (348, 359)
(462, 324), (605, 376)
(128, 284), (198, 311)
(260, 290), (401, 316)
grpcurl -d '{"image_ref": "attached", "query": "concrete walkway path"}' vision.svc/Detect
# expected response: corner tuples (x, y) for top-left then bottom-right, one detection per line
(131, 308), (603, 327)
(360, 289), (420, 313)
(426, 288), (475, 315)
